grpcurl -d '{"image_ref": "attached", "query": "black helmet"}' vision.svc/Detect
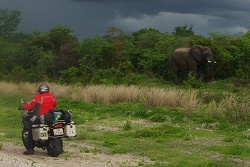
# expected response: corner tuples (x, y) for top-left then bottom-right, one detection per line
(38, 84), (50, 94)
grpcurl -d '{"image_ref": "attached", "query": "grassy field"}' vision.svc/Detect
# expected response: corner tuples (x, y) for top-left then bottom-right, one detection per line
(0, 81), (250, 166)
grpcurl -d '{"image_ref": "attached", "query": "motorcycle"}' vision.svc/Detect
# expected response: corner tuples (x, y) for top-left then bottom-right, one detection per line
(18, 99), (76, 157)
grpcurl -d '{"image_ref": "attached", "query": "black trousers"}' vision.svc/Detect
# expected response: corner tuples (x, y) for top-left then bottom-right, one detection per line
(21, 114), (40, 149)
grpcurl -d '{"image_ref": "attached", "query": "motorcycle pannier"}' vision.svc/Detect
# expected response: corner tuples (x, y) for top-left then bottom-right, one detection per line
(32, 124), (49, 141)
(64, 122), (76, 137)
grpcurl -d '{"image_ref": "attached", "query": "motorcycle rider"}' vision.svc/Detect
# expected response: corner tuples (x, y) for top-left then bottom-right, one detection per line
(21, 83), (57, 155)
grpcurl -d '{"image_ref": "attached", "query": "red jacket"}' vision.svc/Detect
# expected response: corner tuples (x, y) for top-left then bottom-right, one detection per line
(23, 92), (57, 116)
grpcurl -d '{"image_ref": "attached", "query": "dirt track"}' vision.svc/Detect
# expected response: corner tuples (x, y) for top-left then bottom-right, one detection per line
(0, 142), (151, 167)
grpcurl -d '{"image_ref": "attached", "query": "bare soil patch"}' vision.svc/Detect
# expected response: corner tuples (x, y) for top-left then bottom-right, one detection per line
(0, 141), (152, 167)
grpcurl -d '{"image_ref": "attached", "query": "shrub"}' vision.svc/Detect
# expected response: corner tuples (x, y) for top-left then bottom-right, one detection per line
(123, 120), (132, 131)
(149, 113), (166, 122)
(183, 72), (201, 89)
(60, 67), (80, 84)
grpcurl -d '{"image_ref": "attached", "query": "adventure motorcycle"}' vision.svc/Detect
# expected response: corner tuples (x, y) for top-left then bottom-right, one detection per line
(18, 100), (76, 157)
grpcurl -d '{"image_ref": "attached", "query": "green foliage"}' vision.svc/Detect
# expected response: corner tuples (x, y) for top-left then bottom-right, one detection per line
(78, 36), (110, 71)
(149, 113), (166, 122)
(172, 25), (195, 37)
(209, 31), (250, 80)
(0, 9), (21, 39)
(135, 28), (162, 49)
(20, 25), (77, 81)
(8, 66), (28, 82)
(133, 124), (186, 138)
(1, 10), (250, 84)
(90, 68), (120, 85)
(102, 136), (119, 147)
(117, 60), (133, 77)
(0, 95), (22, 142)
(123, 120), (132, 131)
(208, 145), (250, 157)
(60, 67), (80, 84)
(122, 73), (159, 85)
(48, 25), (74, 47)
(183, 72), (201, 89)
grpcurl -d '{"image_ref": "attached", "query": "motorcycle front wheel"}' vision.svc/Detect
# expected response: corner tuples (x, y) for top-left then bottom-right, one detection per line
(46, 138), (63, 157)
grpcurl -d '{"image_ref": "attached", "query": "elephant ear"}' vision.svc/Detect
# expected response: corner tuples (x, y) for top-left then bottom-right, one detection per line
(190, 45), (203, 62)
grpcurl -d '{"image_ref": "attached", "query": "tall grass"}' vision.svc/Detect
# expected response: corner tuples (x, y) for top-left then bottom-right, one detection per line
(199, 93), (250, 123)
(0, 81), (198, 110)
(0, 82), (36, 96)
(1, 81), (249, 122)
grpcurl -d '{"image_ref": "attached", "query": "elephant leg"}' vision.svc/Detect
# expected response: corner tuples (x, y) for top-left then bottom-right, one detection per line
(195, 72), (200, 80)
(173, 71), (180, 85)
(199, 71), (205, 81)
(196, 65), (203, 80)
(207, 63), (215, 82)
(189, 65), (198, 80)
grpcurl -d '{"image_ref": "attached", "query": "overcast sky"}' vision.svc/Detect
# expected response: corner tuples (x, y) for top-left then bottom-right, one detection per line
(1, 0), (250, 40)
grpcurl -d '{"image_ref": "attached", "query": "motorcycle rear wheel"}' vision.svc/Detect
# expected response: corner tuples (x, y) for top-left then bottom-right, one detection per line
(46, 138), (63, 157)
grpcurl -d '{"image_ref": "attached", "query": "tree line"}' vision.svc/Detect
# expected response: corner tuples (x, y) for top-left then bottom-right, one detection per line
(1, 8), (250, 85)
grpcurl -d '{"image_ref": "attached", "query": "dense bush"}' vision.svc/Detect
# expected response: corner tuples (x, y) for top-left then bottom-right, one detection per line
(1, 8), (250, 84)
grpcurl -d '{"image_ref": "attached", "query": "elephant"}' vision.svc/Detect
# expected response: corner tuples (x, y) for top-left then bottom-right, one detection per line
(169, 45), (216, 85)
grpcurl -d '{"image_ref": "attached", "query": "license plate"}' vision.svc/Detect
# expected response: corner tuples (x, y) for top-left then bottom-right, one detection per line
(53, 128), (64, 136)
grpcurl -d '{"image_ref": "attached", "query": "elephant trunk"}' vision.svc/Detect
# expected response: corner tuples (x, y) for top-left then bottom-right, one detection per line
(207, 61), (216, 81)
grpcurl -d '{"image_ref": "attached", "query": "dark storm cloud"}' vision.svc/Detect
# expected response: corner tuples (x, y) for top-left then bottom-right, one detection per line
(1, 0), (250, 39)
(71, 0), (250, 17)
(70, 0), (250, 34)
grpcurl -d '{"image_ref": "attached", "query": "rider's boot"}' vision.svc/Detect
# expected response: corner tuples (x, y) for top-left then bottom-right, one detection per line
(23, 148), (34, 155)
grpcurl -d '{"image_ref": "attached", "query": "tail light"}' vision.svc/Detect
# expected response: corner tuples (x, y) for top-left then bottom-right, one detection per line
(54, 123), (62, 128)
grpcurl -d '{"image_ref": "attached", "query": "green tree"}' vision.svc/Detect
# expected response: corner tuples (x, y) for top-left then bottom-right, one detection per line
(131, 28), (166, 77)
(0, 38), (7, 73)
(78, 36), (110, 72)
(106, 26), (129, 68)
(0, 41), (28, 74)
(9, 66), (28, 82)
(209, 31), (250, 80)
(58, 39), (80, 70)
(60, 67), (80, 84)
(172, 25), (194, 37)
(47, 25), (75, 51)
(20, 25), (78, 79)
(23, 46), (56, 82)
(106, 26), (127, 39)
(133, 28), (162, 50)
(0, 9), (21, 39)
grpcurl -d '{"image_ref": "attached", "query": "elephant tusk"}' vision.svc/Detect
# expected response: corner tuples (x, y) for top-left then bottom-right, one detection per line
(207, 60), (212, 63)
(214, 61), (217, 64)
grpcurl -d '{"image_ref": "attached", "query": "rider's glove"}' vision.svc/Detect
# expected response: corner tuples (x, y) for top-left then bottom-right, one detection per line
(18, 106), (24, 110)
